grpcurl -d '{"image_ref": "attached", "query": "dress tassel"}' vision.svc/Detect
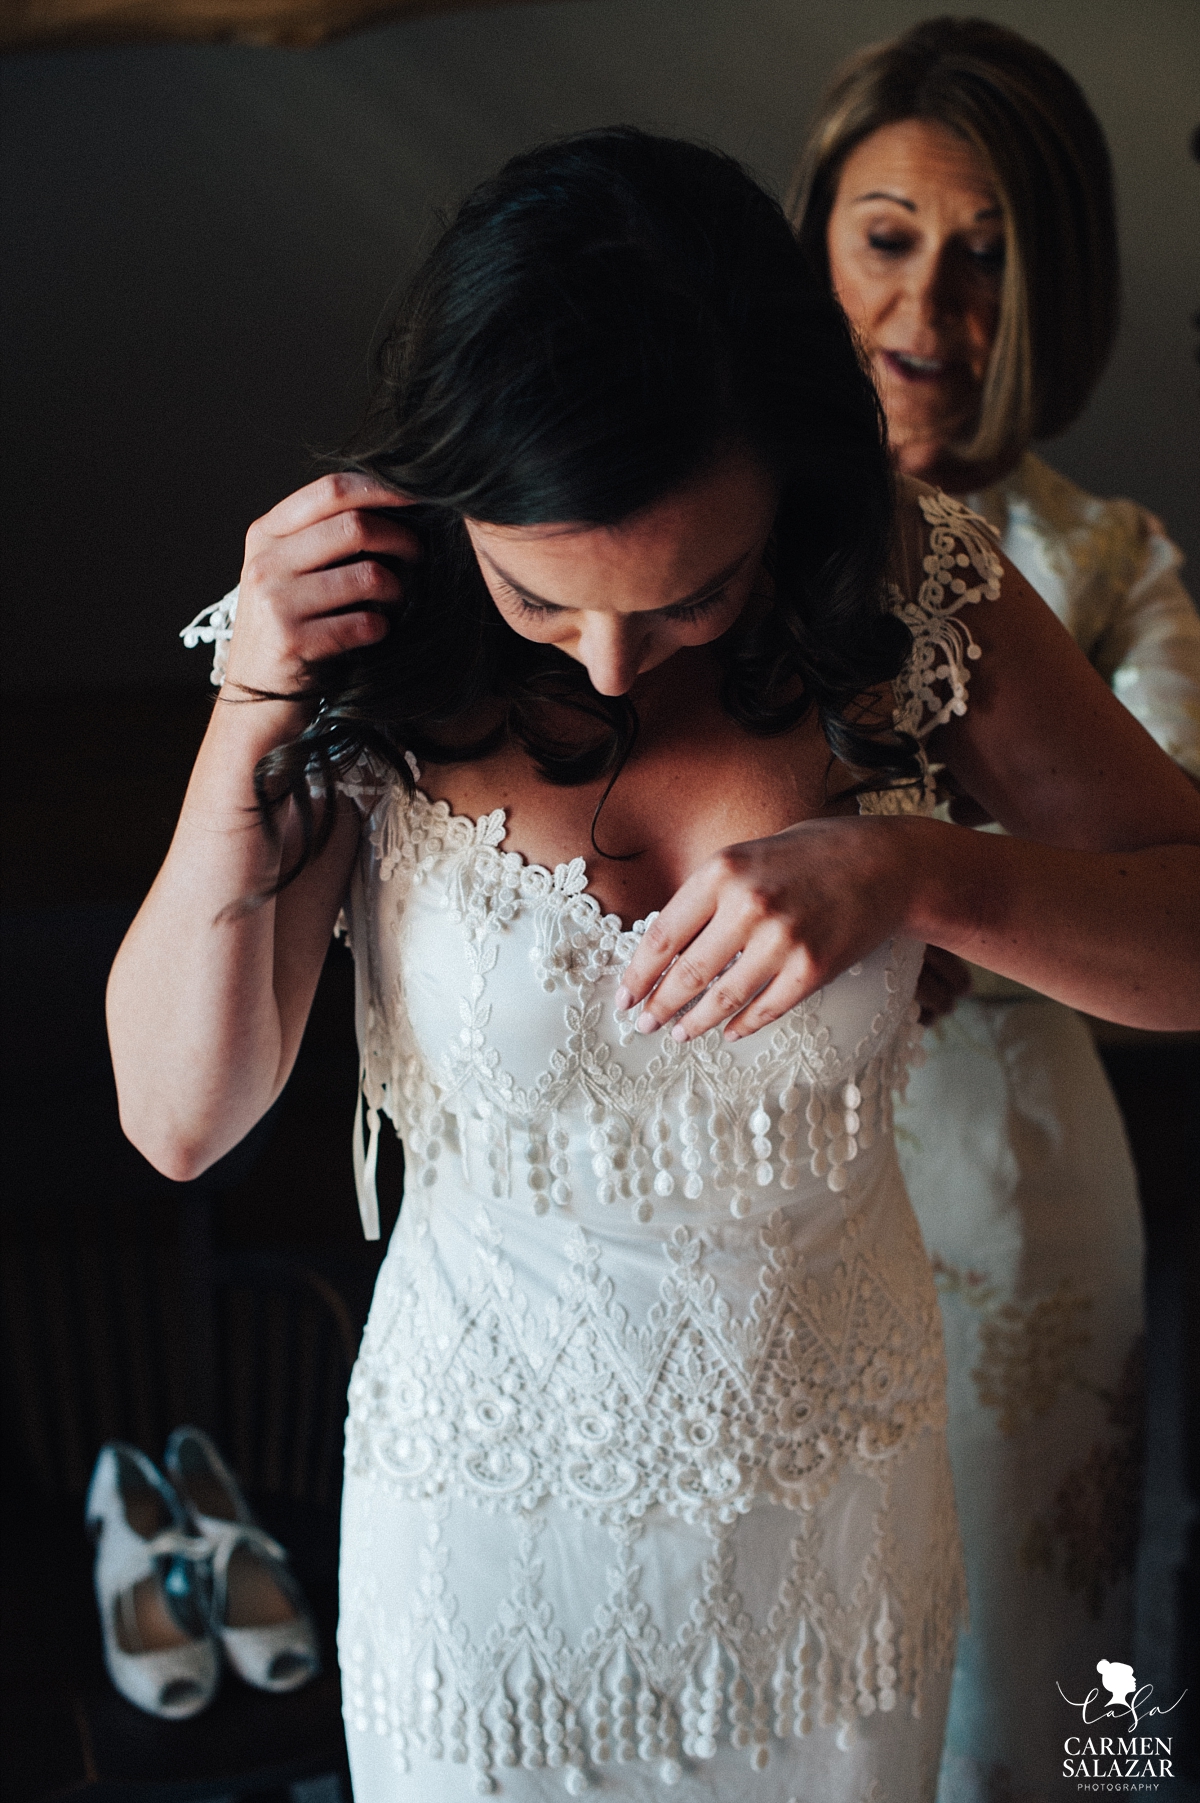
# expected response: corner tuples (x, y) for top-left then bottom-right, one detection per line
(353, 1083), (381, 1240)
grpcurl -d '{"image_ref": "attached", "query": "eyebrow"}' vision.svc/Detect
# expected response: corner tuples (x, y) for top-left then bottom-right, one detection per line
(479, 546), (753, 612)
(852, 188), (1002, 221)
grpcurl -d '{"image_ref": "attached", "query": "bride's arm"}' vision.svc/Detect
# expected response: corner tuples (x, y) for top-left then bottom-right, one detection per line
(617, 558), (1200, 1038)
(106, 474), (417, 1181)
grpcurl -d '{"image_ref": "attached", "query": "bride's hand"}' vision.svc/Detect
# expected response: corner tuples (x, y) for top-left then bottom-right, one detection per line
(614, 816), (922, 1042)
(222, 472), (420, 698)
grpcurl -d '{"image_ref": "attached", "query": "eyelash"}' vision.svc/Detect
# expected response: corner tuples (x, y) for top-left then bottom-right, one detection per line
(503, 587), (728, 625)
(866, 232), (1005, 272)
(664, 590), (728, 624)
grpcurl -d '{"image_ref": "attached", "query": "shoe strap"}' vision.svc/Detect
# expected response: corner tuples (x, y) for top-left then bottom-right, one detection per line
(197, 1517), (289, 1624)
(115, 1525), (211, 1586)
(146, 1528), (213, 1562)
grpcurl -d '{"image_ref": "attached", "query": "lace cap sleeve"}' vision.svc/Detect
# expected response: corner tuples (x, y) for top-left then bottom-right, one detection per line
(889, 487), (1003, 739)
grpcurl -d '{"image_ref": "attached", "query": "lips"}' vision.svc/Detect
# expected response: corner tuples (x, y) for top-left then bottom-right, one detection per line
(881, 350), (952, 382)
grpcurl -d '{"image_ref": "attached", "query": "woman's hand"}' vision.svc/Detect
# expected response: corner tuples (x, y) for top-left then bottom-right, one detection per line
(614, 816), (920, 1042)
(223, 472), (421, 697)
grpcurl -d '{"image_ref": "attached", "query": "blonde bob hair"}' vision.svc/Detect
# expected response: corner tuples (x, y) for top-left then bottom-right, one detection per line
(788, 16), (1119, 467)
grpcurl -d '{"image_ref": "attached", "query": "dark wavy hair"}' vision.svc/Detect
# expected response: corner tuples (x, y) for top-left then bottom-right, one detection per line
(257, 128), (919, 875)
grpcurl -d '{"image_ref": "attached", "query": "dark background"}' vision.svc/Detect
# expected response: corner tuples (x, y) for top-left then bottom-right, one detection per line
(2, 2), (1198, 1797)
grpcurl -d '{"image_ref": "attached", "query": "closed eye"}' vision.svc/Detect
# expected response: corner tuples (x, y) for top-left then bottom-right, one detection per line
(659, 589), (728, 623)
(499, 584), (729, 625)
(867, 232), (913, 257)
(501, 586), (561, 622)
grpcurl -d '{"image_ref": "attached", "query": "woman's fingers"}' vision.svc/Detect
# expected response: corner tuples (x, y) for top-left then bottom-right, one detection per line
(254, 471), (414, 541)
(616, 872), (721, 1014)
(277, 504), (423, 577)
(662, 939), (788, 1041)
(618, 852), (783, 1029)
(295, 604), (393, 663)
(722, 960), (818, 1040)
(267, 555), (407, 621)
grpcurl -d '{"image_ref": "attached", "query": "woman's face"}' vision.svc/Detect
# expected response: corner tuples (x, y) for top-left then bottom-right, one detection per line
(826, 118), (1005, 484)
(464, 448), (778, 698)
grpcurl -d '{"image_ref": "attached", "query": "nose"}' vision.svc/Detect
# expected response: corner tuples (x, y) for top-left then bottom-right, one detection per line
(576, 615), (648, 696)
(901, 245), (964, 332)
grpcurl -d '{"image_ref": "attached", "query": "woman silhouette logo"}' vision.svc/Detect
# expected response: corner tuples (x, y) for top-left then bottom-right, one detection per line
(1095, 1661), (1138, 1709)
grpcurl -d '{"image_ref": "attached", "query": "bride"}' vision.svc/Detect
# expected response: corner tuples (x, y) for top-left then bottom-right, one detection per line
(108, 130), (1200, 1802)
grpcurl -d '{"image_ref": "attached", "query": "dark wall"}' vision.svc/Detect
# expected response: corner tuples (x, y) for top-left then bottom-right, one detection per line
(3, 0), (1198, 696)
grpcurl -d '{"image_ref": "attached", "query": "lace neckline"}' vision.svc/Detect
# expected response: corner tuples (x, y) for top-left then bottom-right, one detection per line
(395, 762), (871, 941)
(403, 774), (656, 940)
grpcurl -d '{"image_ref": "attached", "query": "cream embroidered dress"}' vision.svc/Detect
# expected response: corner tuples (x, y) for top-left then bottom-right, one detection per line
(183, 489), (999, 1801)
(893, 455), (1200, 1803)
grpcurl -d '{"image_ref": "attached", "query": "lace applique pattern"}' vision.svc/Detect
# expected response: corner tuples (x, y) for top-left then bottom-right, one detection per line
(354, 782), (925, 1229)
(341, 1470), (964, 1792)
(889, 492), (1002, 742)
(857, 493), (1002, 822)
(342, 1205), (962, 1790)
(348, 1206), (947, 1528)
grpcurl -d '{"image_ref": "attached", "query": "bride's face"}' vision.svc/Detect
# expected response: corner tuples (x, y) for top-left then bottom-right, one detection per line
(464, 447), (778, 697)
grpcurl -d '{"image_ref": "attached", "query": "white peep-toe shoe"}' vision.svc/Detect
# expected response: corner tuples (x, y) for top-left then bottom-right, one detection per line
(165, 1426), (320, 1693)
(85, 1443), (219, 1719)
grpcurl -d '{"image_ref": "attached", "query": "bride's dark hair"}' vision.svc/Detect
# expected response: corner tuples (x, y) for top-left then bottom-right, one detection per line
(259, 127), (919, 873)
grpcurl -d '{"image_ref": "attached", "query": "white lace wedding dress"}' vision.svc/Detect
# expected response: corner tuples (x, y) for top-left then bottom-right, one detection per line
(185, 489), (1001, 1801)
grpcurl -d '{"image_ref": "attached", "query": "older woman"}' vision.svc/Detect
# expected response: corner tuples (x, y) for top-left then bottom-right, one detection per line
(790, 19), (1200, 1803)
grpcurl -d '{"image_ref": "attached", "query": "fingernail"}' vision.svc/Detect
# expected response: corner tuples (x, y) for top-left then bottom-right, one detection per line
(636, 1012), (658, 1035)
(724, 1028), (740, 1042)
(671, 1024), (689, 1043)
(614, 987), (632, 1011)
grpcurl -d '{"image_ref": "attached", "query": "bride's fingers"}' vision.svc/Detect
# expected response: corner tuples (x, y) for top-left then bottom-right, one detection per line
(720, 956), (821, 1041)
(296, 605), (393, 662)
(283, 505), (423, 576)
(284, 558), (407, 619)
(631, 905), (769, 1033)
(256, 471), (412, 540)
(616, 882), (721, 1018)
(658, 940), (783, 1043)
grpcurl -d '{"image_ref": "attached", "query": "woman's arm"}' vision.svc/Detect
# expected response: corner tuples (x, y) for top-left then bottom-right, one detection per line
(1092, 520), (1200, 783)
(106, 474), (416, 1180)
(616, 557), (1200, 1039)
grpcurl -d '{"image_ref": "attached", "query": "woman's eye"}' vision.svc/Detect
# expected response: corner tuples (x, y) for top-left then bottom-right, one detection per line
(502, 586), (556, 621)
(969, 243), (1005, 273)
(662, 590), (726, 625)
(866, 233), (912, 257)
